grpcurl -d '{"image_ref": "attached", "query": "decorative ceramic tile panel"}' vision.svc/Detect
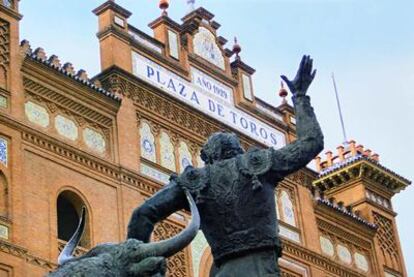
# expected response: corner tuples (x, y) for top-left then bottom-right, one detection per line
(191, 231), (209, 277)
(242, 74), (253, 101)
(25, 101), (50, 127)
(55, 115), (78, 141)
(0, 95), (7, 108)
(366, 190), (391, 209)
(280, 190), (296, 226)
(140, 122), (156, 162)
(337, 244), (352, 264)
(354, 252), (369, 272)
(168, 30), (179, 60)
(0, 224), (8, 239)
(83, 128), (106, 154)
(140, 163), (170, 184)
(320, 236), (334, 257)
(279, 224), (300, 243)
(160, 131), (176, 172)
(0, 138), (6, 166)
(178, 141), (192, 173)
(193, 27), (225, 70)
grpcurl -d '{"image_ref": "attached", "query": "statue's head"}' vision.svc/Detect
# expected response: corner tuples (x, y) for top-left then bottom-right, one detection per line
(201, 132), (244, 164)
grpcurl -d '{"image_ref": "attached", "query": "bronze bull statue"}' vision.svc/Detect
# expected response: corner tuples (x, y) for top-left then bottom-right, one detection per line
(48, 190), (199, 277)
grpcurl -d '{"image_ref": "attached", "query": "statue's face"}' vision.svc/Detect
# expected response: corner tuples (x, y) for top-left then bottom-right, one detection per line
(201, 133), (244, 164)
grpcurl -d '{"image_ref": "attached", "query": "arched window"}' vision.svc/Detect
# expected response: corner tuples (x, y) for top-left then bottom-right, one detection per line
(159, 131), (176, 172)
(57, 191), (90, 248)
(140, 122), (156, 162)
(178, 141), (192, 173)
(0, 172), (7, 217)
(279, 190), (296, 227)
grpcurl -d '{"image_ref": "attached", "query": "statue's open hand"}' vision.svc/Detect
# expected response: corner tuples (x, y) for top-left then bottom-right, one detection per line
(281, 55), (316, 97)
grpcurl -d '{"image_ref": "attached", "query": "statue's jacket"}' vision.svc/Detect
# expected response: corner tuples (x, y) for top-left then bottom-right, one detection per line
(127, 95), (324, 265)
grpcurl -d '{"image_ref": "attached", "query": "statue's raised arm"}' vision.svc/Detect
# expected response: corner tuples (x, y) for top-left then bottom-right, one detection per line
(243, 55), (324, 184)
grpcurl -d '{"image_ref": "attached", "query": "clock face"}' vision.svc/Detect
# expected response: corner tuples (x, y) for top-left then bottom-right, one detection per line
(193, 27), (225, 70)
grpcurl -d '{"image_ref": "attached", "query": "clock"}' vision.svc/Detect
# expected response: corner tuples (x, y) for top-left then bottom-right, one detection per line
(193, 27), (225, 70)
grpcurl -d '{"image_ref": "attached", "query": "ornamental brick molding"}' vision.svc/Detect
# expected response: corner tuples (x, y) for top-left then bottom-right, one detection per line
(282, 239), (366, 277)
(23, 77), (115, 128)
(0, 240), (56, 271)
(373, 212), (401, 270)
(153, 221), (191, 277)
(0, 19), (10, 88)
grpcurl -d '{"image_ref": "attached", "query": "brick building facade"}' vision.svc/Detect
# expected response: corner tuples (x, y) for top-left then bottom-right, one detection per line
(0, 1), (410, 276)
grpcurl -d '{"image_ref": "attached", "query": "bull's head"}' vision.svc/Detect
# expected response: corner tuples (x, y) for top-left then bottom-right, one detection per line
(49, 191), (199, 277)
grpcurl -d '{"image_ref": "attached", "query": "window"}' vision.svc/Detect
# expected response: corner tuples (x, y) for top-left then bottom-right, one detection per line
(0, 172), (7, 217)
(160, 131), (176, 172)
(178, 141), (192, 172)
(279, 190), (296, 226)
(242, 73), (253, 101)
(168, 30), (179, 60)
(57, 191), (90, 248)
(140, 122), (156, 162)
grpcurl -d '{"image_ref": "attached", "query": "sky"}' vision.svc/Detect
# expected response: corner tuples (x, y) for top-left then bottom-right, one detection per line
(19, 0), (413, 274)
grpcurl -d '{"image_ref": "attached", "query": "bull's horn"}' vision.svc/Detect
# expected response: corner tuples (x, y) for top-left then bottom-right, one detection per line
(142, 190), (200, 258)
(58, 207), (86, 265)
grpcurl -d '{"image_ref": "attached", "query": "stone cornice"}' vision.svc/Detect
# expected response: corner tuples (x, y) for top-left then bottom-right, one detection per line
(0, 4), (23, 20)
(23, 52), (121, 103)
(148, 15), (182, 31)
(314, 192), (377, 232)
(0, 240), (56, 270)
(315, 217), (375, 249)
(314, 157), (410, 194)
(92, 0), (132, 18)
(282, 239), (366, 277)
(22, 75), (116, 129)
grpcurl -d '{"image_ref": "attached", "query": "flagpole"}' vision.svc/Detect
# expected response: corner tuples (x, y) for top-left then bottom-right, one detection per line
(331, 72), (348, 146)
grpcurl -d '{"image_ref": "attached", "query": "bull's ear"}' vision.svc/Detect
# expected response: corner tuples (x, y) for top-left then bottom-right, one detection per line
(128, 257), (166, 276)
(58, 207), (86, 265)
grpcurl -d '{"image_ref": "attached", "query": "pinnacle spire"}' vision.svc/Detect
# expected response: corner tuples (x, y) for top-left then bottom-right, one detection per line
(187, 0), (195, 12)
